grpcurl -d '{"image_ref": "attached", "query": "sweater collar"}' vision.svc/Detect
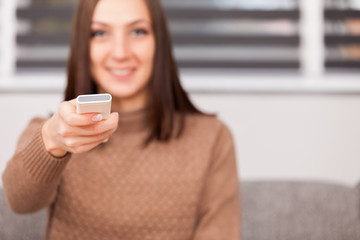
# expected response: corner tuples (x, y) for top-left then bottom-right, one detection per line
(116, 108), (149, 133)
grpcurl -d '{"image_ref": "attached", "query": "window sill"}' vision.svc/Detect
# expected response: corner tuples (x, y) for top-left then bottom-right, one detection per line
(1, 70), (360, 94)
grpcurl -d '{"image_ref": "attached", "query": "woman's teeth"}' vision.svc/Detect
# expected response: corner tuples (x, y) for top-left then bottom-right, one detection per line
(110, 69), (132, 76)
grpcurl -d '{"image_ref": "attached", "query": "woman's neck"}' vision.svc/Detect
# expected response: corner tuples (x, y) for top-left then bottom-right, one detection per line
(111, 97), (148, 113)
(97, 88), (149, 113)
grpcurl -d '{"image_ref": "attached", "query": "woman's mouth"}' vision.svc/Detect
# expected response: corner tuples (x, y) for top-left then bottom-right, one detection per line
(108, 68), (135, 79)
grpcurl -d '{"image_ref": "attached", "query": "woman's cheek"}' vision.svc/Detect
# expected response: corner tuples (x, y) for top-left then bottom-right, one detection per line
(90, 42), (108, 63)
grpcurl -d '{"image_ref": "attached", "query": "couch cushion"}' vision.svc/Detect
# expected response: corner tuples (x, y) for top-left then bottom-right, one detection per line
(242, 181), (360, 240)
(0, 188), (46, 240)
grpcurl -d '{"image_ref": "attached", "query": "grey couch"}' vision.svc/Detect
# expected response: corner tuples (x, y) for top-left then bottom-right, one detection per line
(1, 181), (359, 240)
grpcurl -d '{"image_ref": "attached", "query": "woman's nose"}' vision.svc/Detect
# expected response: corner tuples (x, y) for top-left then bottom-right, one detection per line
(111, 34), (129, 60)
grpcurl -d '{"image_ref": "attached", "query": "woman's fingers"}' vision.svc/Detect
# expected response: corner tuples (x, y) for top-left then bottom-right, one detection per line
(58, 100), (103, 127)
(63, 129), (115, 154)
(42, 98), (119, 156)
(68, 139), (110, 154)
(62, 128), (115, 150)
(81, 112), (119, 135)
(57, 112), (119, 137)
(58, 112), (119, 154)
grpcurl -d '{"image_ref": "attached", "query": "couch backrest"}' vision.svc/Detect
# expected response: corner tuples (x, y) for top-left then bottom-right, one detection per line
(1, 181), (360, 240)
(242, 181), (360, 240)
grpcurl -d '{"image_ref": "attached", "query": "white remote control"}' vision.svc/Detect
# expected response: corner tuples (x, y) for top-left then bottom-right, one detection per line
(76, 93), (112, 119)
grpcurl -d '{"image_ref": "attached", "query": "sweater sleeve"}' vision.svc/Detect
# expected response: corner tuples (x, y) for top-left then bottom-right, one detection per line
(2, 118), (71, 214)
(193, 121), (241, 240)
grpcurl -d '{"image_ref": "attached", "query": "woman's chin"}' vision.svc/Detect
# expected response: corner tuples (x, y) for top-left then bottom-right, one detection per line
(108, 91), (136, 100)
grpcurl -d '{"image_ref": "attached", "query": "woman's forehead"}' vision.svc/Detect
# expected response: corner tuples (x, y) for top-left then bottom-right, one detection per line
(92, 0), (151, 24)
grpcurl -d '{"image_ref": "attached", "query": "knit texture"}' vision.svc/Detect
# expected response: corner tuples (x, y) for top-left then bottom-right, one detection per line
(2, 110), (240, 240)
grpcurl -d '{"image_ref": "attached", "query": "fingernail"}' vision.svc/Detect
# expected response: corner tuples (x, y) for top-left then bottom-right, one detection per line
(92, 114), (103, 122)
(103, 138), (109, 143)
(115, 112), (119, 118)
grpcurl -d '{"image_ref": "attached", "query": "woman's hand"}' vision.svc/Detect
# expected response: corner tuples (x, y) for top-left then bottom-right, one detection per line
(41, 99), (119, 157)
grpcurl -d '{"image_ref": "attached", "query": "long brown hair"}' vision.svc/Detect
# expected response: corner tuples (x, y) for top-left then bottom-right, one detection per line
(65, 0), (205, 143)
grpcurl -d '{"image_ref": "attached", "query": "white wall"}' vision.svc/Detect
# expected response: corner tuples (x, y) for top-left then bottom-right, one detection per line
(1, 92), (360, 187)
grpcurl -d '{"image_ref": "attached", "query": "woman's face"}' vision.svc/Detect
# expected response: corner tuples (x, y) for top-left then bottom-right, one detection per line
(90, 0), (155, 112)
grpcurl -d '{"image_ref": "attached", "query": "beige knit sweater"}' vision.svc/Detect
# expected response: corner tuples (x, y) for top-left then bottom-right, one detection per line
(2, 110), (240, 240)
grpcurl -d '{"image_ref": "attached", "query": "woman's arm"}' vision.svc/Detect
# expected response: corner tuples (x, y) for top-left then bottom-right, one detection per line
(2, 99), (119, 214)
(193, 122), (241, 240)
(2, 118), (71, 213)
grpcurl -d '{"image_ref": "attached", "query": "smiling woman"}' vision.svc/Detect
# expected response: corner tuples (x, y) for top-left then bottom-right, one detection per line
(2, 0), (241, 239)
(65, 0), (204, 143)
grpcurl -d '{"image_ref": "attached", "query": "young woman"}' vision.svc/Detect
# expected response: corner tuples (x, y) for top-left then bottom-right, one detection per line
(2, 0), (240, 239)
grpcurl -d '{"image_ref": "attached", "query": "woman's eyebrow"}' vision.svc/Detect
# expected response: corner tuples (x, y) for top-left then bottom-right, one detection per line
(91, 21), (109, 27)
(127, 19), (151, 26)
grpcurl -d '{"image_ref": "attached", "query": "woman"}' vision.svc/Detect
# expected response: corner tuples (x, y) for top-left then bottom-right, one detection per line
(2, 0), (240, 239)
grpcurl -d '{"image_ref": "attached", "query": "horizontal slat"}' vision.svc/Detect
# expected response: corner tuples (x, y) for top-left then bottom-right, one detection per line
(17, 6), (300, 20)
(177, 61), (299, 69)
(17, 33), (71, 45)
(165, 9), (300, 20)
(17, 59), (299, 69)
(324, 10), (360, 19)
(17, 60), (67, 69)
(172, 35), (299, 46)
(17, 6), (75, 20)
(326, 60), (360, 68)
(162, 0), (300, 10)
(169, 20), (299, 36)
(17, 33), (299, 46)
(325, 36), (360, 45)
(17, 46), (69, 60)
(174, 46), (299, 61)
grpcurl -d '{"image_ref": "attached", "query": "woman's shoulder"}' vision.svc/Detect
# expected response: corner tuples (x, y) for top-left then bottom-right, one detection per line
(19, 117), (48, 140)
(25, 117), (48, 130)
(12, 117), (49, 152)
(184, 113), (233, 139)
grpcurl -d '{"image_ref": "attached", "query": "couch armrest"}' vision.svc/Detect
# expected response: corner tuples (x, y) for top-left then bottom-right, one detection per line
(0, 187), (47, 240)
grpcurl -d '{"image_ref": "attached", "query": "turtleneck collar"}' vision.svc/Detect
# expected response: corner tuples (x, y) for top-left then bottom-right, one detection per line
(115, 108), (150, 134)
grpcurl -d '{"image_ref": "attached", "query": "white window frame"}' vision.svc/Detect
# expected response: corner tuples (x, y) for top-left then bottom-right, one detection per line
(1, 0), (17, 86)
(1, 0), (360, 93)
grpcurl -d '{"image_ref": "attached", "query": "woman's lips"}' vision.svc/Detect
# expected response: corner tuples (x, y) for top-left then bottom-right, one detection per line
(108, 68), (135, 79)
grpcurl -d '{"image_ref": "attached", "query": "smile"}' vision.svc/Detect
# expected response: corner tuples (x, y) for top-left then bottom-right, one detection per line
(109, 68), (134, 77)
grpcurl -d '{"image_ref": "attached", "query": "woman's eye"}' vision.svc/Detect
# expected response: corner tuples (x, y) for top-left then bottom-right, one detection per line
(91, 30), (106, 38)
(132, 29), (148, 37)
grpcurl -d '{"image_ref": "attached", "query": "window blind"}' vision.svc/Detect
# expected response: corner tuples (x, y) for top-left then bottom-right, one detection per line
(325, 0), (360, 71)
(162, 0), (300, 70)
(16, 0), (75, 71)
(16, 0), (300, 72)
